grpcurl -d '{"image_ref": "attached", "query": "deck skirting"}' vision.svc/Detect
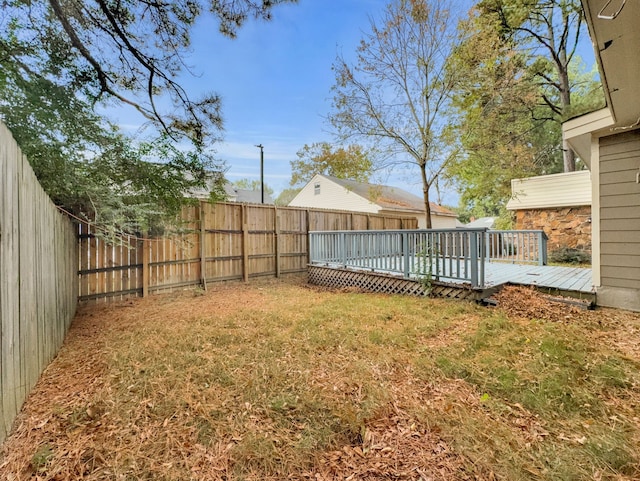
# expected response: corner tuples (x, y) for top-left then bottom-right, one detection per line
(308, 265), (486, 300)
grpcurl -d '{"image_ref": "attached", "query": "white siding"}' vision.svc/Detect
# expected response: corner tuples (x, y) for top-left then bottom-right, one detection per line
(289, 175), (383, 213)
(506, 170), (591, 210)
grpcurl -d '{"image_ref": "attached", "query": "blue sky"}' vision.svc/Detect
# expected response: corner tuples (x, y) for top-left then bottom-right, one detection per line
(193, 1), (384, 196)
(111, 0), (447, 201)
(109, 0), (595, 206)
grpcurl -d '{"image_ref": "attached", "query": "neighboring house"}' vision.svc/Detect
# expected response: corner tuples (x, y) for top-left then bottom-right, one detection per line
(288, 174), (457, 229)
(226, 185), (274, 204)
(506, 171), (592, 253)
(562, 0), (640, 311)
(189, 180), (274, 204)
(464, 217), (498, 230)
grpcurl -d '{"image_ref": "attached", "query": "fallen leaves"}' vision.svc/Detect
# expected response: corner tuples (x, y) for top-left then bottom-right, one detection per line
(0, 279), (638, 480)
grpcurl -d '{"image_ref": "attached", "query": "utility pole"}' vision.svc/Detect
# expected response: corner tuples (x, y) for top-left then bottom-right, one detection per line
(255, 144), (264, 204)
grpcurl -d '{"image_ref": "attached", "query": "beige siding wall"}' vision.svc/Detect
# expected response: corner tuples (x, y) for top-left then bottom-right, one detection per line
(598, 131), (640, 310)
(289, 175), (378, 213)
(506, 170), (591, 210)
(430, 215), (458, 230)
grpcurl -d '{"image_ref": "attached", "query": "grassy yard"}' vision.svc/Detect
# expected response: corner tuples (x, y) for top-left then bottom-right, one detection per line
(1, 277), (639, 480)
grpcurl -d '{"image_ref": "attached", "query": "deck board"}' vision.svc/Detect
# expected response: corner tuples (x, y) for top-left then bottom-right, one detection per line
(483, 263), (593, 293)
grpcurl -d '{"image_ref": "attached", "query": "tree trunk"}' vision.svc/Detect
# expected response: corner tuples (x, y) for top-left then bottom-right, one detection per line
(560, 67), (576, 171)
(420, 163), (432, 229)
(558, 37), (576, 172)
(563, 138), (576, 172)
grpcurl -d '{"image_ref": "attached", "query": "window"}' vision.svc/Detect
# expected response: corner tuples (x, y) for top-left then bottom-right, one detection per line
(314, 183), (320, 195)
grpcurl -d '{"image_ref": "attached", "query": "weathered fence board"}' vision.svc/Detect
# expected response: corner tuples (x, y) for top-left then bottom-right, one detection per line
(78, 203), (418, 303)
(1, 122), (78, 443)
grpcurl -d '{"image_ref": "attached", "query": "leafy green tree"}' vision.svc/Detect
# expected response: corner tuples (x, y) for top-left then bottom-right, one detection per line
(2, 0), (295, 146)
(447, 9), (546, 220)
(329, 0), (463, 228)
(274, 188), (301, 206)
(0, 0), (293, 233)
(476, 0), (603, 172)
(232, 179), (275, 197)
(290, 142), (372, 187)
(446, 2), (603, 222)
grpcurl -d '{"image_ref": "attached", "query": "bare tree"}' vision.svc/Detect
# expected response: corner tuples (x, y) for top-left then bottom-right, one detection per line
(330, 0), (461, 228)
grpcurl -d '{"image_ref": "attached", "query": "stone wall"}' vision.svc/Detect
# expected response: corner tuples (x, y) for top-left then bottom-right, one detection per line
(515, 206), (591, 253)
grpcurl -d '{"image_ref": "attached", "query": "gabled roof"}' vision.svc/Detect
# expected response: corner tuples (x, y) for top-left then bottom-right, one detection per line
(190, 180), (274, 204)
(232, 187), (274, 204)
(323, 175), (456, 217)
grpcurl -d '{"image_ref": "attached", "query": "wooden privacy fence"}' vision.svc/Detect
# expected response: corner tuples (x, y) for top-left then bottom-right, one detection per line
(0, 122), (78, 443)
(78, 201), (418, 302)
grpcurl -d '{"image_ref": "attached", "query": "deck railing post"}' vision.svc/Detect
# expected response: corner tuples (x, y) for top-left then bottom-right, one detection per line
(485, 231), (491, 262)
(539, 231), (548, 266)
(340, 232), (346, 266)
(403, 231), (410, 278)
(469, 231), (479, 287)
(309, 232), (316, 263)
(479, 229), (486, 287)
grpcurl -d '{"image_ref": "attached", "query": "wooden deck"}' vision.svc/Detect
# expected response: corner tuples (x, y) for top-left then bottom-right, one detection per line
(482, 262), (593, 293)
(310, 260), (594, 301)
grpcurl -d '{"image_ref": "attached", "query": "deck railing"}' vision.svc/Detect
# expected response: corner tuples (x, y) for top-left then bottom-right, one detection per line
(485, 230), (548, 265)
(309, 228), (548, 288)
(309, 229), (487, 287)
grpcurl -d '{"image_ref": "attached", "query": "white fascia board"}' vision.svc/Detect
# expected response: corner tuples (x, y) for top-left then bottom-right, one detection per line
(563, 108), (615, 168)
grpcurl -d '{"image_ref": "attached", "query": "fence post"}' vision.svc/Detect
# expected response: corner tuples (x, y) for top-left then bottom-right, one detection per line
(199, 203), (207, 290)
(142, 235), (149, 297)
(469, 231), (479, 288)
(305, 209), (310, 265)
(274, 207), (280, 278)
(242, 204), (249, 282)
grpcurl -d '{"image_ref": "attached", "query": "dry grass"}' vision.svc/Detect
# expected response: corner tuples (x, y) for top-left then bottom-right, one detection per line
(1, 277), (639, 480)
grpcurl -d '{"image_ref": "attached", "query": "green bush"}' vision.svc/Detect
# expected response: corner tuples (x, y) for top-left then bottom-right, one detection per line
(549, 247), (591, 265)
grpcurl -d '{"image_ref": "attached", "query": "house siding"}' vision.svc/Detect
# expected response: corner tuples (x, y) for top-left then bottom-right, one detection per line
(598, 131), (640, 310)
(430, 215), (458, 229)
(506, 170), (591, 210)
(289, 175), (379, 213)
(289, 174), (457, 228)
(507, 171), (592, 254)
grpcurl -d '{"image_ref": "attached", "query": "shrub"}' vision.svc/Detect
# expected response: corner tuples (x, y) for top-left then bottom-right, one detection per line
(549, 247), (591, 265)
